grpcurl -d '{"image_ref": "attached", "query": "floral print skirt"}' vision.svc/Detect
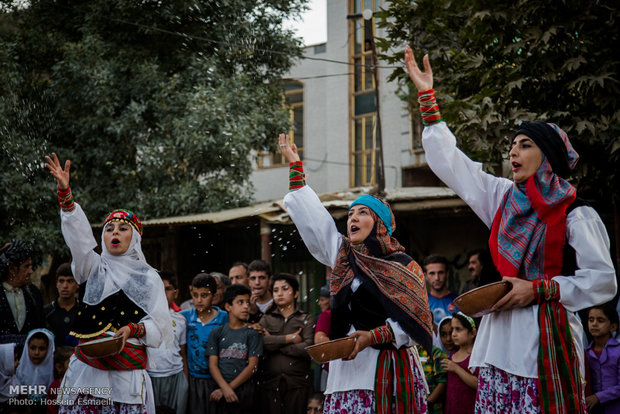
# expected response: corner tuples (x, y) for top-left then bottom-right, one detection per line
(474, 366), (540, 414)
(58, 395), (146, 414)
(323, 354), (427, 414)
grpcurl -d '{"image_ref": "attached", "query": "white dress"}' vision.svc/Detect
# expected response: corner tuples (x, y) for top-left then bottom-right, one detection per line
(421, 121), (617, 378)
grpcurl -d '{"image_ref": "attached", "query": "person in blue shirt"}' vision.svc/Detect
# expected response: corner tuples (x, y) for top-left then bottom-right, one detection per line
(423, 255), (458, 326)
(181, 273), (228, 413)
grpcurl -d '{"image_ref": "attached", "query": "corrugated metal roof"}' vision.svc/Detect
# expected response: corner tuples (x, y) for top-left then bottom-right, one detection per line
(141, 186), (461, 227)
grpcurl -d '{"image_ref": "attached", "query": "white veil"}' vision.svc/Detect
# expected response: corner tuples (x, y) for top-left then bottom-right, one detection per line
(16, 329), (55, 389)
(81, 227), (173, 347)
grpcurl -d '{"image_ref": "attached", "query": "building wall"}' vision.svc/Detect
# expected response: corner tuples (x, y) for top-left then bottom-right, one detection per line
(251, 0), (413, 201)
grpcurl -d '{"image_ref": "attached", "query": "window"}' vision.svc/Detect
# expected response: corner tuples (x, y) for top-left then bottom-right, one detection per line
(349, 0), (379, 186)
(257, 80), (304, 168)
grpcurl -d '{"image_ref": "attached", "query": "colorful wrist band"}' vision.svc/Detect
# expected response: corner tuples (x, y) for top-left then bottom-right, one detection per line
(369, 325), (394, 345)
(128, 322), (146, 338)
(289, 161), (306, 191)
(418, 89), (443, 126)
(533, 279), (560, 304)
(57, 186), (75, 212)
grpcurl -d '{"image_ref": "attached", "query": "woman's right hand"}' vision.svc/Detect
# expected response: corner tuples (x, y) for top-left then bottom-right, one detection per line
(45, 153), (71, 190)
(278, 133), (300, 164)
(404, 45), (433, 92)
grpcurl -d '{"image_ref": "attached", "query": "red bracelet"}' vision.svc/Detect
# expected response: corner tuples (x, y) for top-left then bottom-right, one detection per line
(369, 325), (394, 345)
(418, 89), (443, 126)
(289, 161), (306, 191)
(57, 186), (75, 212)
(127, 322), (146, 338)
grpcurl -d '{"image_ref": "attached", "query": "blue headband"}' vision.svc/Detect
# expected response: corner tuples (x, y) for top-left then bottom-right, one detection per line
(349, 195), (393, 235)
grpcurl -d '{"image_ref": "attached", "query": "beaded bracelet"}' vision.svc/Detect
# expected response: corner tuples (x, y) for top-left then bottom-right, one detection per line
(418, 89), (443, 126)
(289, 161), (306, 191)
(127, 322), (146, 338)
(57, 186), (75, 212)
(533, 279), (560, 304)
(369, 325), (394, 346)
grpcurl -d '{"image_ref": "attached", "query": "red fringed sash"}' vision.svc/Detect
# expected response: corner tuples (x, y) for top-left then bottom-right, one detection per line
(375, 348), (418, 414)
(75, 334), (147, 371)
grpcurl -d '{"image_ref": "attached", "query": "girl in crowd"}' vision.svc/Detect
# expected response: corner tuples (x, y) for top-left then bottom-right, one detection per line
(437, 316), (455, 353)
(441, 313), (478, 414)
(585, 302), (620, 414)
(45, 153), (172, 413)
(257, 273), (314, 414)
(16, 328), (55, 410)
(279, 135), (433, 414)
(405, 45), (616, 413)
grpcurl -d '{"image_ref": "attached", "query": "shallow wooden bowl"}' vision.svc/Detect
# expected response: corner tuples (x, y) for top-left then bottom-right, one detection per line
(454, 281), (512, 318)
(78, 336), (124, 358)
(305, 337), (356, 364)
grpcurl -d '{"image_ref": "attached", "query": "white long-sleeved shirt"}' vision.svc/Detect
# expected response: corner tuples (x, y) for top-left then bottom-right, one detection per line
(422, 122), (617, 378)
(283, 186), (423, 393)
(57, 204), (161, 412)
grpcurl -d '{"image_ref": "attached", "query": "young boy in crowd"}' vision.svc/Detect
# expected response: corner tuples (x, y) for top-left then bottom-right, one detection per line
(181, 273), (228, 413)
(207, 284), (262, 414)
(147, 271), (189, 414)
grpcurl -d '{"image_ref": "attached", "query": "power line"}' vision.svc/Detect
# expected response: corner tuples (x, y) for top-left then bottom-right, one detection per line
(46, 2), (402, 70)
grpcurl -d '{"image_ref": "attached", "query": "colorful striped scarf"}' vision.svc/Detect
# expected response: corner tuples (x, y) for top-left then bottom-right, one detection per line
(489, 150), (583, 414)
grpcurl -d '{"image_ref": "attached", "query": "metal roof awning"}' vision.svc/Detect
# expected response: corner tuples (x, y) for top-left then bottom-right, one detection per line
(140, 186), (465, 227)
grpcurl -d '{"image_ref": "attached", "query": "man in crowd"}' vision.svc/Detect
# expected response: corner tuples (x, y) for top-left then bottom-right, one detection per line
(228, 261), (250, 287)
(248, 259), (274, 323)
(423, 254), (458, 326)
(460, 249), (484, 294)
(44, 262), (79, 347)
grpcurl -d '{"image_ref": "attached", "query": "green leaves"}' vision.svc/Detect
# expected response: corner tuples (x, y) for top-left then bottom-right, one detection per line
(0, 0), (306, 258)
(378, 0), (620, 208)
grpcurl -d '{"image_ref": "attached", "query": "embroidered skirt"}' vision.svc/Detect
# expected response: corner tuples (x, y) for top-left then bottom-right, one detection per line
(58, 395), (146, 414)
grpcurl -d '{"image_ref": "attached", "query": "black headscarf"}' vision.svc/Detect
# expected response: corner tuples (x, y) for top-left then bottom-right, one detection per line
(515, 121), (572, 178)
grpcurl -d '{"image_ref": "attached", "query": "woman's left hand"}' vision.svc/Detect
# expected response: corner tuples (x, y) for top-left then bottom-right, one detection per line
(491, 276), (535, 311)
(113, 326), (131, 349)
(344, 330), (372, 360)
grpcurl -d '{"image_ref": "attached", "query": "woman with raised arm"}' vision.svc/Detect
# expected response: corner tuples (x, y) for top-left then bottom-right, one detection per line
(404, 46), (616, 414)
(279, 135), (433, 414)
(45, 153), (172, 414)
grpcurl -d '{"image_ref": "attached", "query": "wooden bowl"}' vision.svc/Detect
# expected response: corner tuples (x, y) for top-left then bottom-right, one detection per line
(305, 337), (356, 364)
(454, 281), (512, 318)
(78, 336), (124, 358)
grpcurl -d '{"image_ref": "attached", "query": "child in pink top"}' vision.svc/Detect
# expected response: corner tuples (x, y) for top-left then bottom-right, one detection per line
(442, 312), (479, 414)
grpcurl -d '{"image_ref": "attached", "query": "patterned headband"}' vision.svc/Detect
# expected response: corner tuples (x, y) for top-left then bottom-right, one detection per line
(349, 195), (394, 235)
(103, 210), (143, 236)
(457, 311), (476, 330)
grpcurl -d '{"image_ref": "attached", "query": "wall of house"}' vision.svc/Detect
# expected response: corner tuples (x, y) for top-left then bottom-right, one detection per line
(250, 0), (414, 202)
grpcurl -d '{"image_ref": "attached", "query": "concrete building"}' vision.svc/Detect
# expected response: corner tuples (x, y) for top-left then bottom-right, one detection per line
(141, 0), (492, 311)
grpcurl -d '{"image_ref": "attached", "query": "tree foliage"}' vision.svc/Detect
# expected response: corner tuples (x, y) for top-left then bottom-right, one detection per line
(376, 0), (619, 208)
(0, 0), (306, 258)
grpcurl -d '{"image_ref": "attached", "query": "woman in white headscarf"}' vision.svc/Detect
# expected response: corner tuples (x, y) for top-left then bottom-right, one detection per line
(45, 153), (172, 414)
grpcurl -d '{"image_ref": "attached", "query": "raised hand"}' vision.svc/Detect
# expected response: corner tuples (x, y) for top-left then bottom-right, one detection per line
(45, 153), (71, 190)
(404, 45), (433, 92)
(278, 133), (300, 164)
